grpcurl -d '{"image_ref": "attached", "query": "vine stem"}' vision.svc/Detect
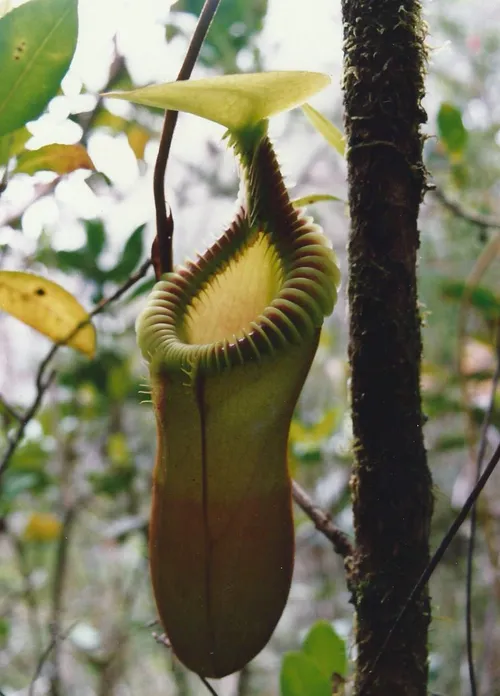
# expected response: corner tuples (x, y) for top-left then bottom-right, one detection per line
(465, 326), (500, 696)
(362, 437), (500, 692)
(153, 0), (222, 275)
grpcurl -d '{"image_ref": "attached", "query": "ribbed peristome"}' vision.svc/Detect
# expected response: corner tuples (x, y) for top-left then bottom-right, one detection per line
(137, 123), (340, 374)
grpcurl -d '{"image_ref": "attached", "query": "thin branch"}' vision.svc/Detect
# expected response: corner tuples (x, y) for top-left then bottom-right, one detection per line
(10, 535), (44, 659)
(35, 257), (152, 392)
(153, 0), (222, 274)
(199, 676), (219, 696)
(433, 186), (500, 230)
(28, 622), (77, 696)
(0, 258), (152, 487)
(0, 370), (56, 483)
(236, 664), (251, 696)
(362, 438), (500, 693)
(0, 393), (23, 422)
(466, 325), (500, 696)
(153, 632), (220, 696)
(49, 499), (87, 696)
(152, 632), (171, 648)
(291, 480), (353, 559)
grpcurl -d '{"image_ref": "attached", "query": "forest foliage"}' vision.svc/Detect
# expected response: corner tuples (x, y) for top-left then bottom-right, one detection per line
(0, 0), (500, 694)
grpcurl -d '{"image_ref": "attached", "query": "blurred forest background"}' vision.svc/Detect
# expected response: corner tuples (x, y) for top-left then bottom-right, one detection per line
(1, 0), (500, 694)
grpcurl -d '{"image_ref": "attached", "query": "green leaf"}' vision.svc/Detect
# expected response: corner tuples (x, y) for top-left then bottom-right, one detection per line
(440, 280), (500, 320)
(85, 220), (106, 259)
(56, 249), (92, 274)
(302, 103), (345, 156)
(433, 433), (467, 453)
(105, 71), (331, 131)
(88, 466), (135, 498)
(0, 126), (30, 166)
(0, 0), (78, 136)
(0, 617), (9, 649)
(292, 193), (345, 208)
(437, 102), (468, 156)
(109, 225), (145, 282)
(170, 0), (268, 71)
(281, 652), (331, 696)
(302, 620), (347, 679)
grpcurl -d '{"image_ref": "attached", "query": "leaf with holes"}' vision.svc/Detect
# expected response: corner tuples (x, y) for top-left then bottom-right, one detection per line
(0, 271), (96, 356)
(14, 144), (95, 175)
(0, 0), (78, 136)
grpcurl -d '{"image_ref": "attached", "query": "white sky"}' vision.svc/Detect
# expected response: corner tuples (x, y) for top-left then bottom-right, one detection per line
(0, 0), (346, 399)
(3, 0), (344, 253)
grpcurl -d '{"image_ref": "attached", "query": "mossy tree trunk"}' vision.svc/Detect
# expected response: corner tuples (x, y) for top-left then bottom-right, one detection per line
(341, 1), (433, 694)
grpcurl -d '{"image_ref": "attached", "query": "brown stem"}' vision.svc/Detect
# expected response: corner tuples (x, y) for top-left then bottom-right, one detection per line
(291, 480), (353, 559)
(153, 0), (222, 274)
(342, 1), (432, 694)
(433, 186), (500, 230)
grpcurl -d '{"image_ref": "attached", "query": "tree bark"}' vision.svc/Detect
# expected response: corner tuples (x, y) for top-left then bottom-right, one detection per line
(341, 2), (433, 695)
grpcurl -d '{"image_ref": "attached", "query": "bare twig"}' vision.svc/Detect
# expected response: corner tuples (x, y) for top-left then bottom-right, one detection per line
(49, 498), (88, 696)
(152, 631), (171, 648)
(433, 186), (500, 231)
(362, 439), (500, 692)
(153, 0), (222, 274)
(236, 664), (251, 696)
(9, 535), (44, 659)
(35, 257), (152, 391)
(435, 180), (500, 695)
(0, 258), (152, 487)
(199, 676), (219, 696)
(154, 632), (220, 696)
(291, 480), (353, 559)
(457, 230), (500, 384)
(465, 325), (500, 696)
(0, 393), (23, 422)
(0, 370), (56, 483)
(28, 622), (78, 696)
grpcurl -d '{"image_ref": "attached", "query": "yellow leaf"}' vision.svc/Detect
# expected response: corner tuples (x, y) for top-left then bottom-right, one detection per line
(14, 143), (95, 176)
(24, 512), (62, 542)
(107, 432), (129, 466)
(302, 103), (345, 156)
(127, 124), (149, 160)
(105, 71), (331, 131)
(0, 271), (96, 357)
(93, 108), (128, 131)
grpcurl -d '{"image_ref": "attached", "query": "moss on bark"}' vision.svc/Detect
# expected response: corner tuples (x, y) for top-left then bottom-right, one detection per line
(341, 1), (433, 694)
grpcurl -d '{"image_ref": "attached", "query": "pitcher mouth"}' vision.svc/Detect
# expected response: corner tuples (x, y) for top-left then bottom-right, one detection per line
(138, 212), (338, 377)
(137, 127), (339, 377)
